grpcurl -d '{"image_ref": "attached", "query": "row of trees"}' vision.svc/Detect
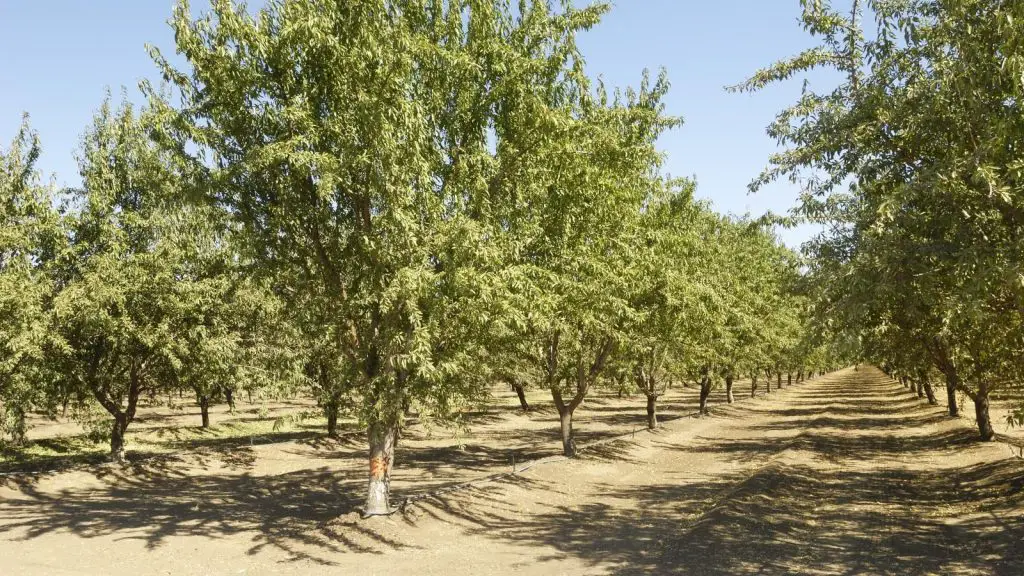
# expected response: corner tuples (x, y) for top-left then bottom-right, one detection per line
(737, 0), (1024, 440)
(2, 0), (842, 515)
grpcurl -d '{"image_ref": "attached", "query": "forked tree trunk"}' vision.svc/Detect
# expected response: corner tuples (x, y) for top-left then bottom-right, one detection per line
(725, 375), (735, 404)
(199, 396), (211, 428)
(513, 382), (530, 411)
(364, 421), (397, 516)
(975, 383), (995, 441)
(646, 395), (658, 429)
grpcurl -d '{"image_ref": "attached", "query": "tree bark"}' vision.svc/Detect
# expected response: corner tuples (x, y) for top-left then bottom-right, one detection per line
(777, 372), (783, 389)
(325, 401), (339, 437)
(559, 407), (577, 457)
(944, 370), (960, 417)
(364, 420), (397, 516)
(751, 373), (758, 398)
(646, 395), (658, 430)
(974, 383), (995, 441)
(725, 375), (735, 404)
(110, 415), (128, 463)
(766, 372), (773, 394)
(918, 369), (937, 405)
(698, 369), (712, 415)
(224, 387), (235, 412)
(513, 382), (530, 411)
(199, 396), (211, 428)
(787, 372), (792, 387)
(915, 378), (925, 399)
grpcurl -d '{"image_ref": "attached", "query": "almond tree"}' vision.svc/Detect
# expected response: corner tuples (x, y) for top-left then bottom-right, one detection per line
(0, 117), (61, 443)
(149, 0), (619, 514)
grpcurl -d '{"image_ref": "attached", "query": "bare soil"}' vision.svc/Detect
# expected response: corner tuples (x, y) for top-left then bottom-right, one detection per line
(1, 368), (1022, 575)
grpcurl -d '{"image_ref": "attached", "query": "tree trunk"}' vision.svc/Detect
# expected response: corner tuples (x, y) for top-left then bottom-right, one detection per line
(944, 371), (960, 417)
(110, 416), (128, 463)
(797, 370), (803, 383)
(513, 383), (530, 411)
(559, 407), (577, 457)
(777, 372), (783, 390)
(919, 370), (937, 405)
(646, 395), (657, 430)
(725, 375), (735, 404)
(751, 373), (758, 398)
(326, 402), (339, 437)
(698, 372), (712, 415)
(199, 396), (211, 428)
(224, 387), (235, 412)
(766, 373), (773, 394)
(364, 421), (397, 516)
(974, 383), (995, 441)
(787, 373), (792, 387)
(916, 378), (924, 399)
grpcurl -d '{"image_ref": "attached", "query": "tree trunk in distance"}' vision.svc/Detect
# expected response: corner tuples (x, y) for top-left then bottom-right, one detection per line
(326, 402), (339, 437)
(646, 395), (657, 430)
(975, 383), (995, 441)
(364, 421), (397, 516)
(699, 375), (712, 415)
(199, 396), (210, 428)
(513, 383), (530, 411)
(944, 371), (960, 417)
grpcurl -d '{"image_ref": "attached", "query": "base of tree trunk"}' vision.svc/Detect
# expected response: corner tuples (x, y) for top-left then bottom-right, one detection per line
(364, 422), (397, 516)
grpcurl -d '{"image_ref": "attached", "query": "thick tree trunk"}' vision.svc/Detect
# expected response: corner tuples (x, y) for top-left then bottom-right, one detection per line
(559, 408), (577, 457)
(975, 383), (995, 441)
(777, 372), (783, 390)
(199, 396), (211, 428)
(224, 387), (235, 412)
(916, 378), (925, 399)
(751, 373), (758, 398)
(364, 421), (397, 516)
(646, 395), (658, 430)
(725, 375), (735, 404)
(110, 416), (128, 463)
(787, 373), (792, 387)
(513, 383), (530, 411)
(766, 373), (773, 394)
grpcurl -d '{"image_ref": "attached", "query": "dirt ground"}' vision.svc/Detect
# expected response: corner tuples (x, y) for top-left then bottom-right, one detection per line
(1, 368), (1022, 575)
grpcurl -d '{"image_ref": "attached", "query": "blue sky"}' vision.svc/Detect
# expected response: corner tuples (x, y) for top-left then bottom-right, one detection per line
(0, 1), (841, 247)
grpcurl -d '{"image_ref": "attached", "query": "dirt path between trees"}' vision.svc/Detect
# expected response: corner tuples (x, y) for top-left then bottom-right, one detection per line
(2, 367), (1022, 575)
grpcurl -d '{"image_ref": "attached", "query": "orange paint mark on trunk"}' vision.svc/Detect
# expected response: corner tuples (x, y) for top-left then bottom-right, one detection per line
(369, 455), (389, 479)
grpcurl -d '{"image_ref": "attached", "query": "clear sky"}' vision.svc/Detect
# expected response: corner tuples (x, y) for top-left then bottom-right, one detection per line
(0, 1), (840, 247)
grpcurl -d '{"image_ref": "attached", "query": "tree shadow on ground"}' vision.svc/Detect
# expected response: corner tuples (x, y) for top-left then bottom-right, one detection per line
(0, 458), (412, 565)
